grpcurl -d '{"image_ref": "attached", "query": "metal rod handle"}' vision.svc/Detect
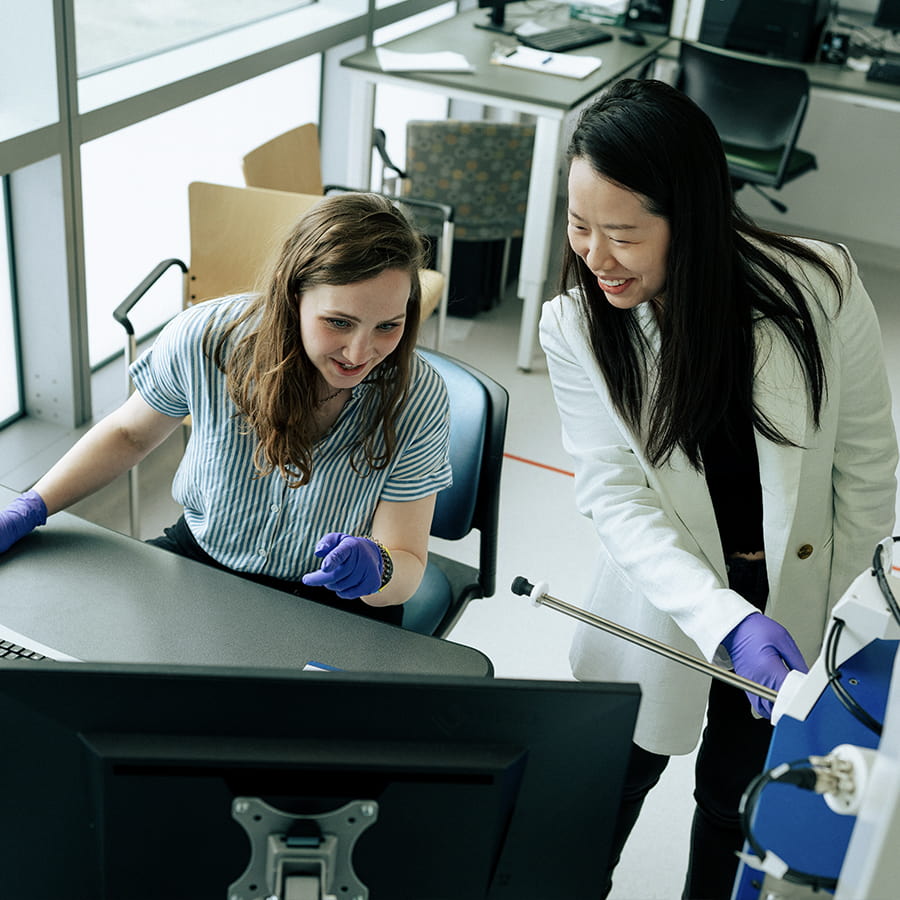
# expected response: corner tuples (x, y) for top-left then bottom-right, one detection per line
(511, 577), (778, 703)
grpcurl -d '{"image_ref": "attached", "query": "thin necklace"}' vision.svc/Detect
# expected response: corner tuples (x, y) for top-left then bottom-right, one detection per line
(316, 387), (344, 406)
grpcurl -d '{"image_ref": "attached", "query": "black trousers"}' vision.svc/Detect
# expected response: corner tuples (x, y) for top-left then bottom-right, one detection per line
(146, 515), (402, 626)
(601, 556), (773, 900)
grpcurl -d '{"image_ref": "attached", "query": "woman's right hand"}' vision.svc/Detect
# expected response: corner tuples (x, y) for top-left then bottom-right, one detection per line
(301, 533), (385, 599)
(0, 490), (48, 553)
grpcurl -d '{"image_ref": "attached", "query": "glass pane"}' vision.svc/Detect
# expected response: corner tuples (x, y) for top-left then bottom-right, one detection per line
(74, 0), (314, 75)
(0, 179), (22, 425)
(0, 2), (59, 142)
(81, 56), (321, 367)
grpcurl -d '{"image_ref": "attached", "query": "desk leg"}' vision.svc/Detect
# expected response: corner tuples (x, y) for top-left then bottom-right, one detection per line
(347, 77), (376, 190)
(516, 115), (563, 371)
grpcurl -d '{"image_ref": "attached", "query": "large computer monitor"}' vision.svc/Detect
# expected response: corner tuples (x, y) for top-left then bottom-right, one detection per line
(0, 662), (640, 899)
(874, 0), (900, 32)
(698, 0), (829, 62)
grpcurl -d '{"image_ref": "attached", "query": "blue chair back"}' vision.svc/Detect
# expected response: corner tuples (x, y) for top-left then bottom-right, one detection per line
(428, 353), (488, 540)
(401, 349), (508, 636)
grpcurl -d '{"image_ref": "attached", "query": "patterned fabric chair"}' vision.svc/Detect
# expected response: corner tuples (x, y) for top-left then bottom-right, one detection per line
(380, 120), (535, 315)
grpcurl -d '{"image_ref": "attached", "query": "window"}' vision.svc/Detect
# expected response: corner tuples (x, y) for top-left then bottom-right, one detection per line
(0, 3), (58, 144)
(74, 0), (314, 76)
(82, 56), (321, 366)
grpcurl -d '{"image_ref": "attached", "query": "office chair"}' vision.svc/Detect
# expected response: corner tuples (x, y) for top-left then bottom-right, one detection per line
(374, 119), (535, 314)
(677, 42), (818, 214)
(400, 348), (509, 638)
(241, 123), (454, 349)
(113, 181), (327, 538)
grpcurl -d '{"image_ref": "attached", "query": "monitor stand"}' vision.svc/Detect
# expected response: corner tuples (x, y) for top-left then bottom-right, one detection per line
(229, 797), (378, 900)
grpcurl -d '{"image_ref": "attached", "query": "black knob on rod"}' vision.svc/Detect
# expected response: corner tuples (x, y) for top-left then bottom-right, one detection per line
(511, 576), (535, 596)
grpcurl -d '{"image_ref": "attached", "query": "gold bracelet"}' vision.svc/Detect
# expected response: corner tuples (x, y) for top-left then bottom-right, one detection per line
(367, 537), (393, 591)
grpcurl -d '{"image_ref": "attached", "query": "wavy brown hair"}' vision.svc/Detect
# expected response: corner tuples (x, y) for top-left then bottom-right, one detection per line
(204, 192), (426, 486)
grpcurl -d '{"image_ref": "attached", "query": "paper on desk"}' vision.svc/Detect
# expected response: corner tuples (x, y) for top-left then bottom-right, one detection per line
(375, 47), (474, 73)
(493, 46), (602, 79)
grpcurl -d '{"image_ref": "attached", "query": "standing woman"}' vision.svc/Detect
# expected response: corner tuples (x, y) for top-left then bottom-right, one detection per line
(539, 79), (897, 899)
(0, 193), (452, 625)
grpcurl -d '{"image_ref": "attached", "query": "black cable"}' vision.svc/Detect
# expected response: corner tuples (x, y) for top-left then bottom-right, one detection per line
(825, 618), (883, 737)
(871, 537), (900, 627)
(739, 760), (839, 892)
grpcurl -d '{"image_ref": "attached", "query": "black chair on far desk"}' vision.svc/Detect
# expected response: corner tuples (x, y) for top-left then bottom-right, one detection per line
(677, 42), (818, 213)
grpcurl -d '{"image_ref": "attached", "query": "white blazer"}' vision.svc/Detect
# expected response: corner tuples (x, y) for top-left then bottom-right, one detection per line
(539, 241), (898, 755)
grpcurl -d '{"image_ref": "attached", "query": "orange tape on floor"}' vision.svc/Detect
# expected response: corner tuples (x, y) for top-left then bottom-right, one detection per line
(503, 452), (574, 478)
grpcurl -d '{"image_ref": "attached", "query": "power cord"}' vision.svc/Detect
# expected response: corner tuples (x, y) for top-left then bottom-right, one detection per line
(872, 536), (900, 627)
(739, 758), (842, 891)
(820, 536), (900, 738)
(825, 617), (884, 737)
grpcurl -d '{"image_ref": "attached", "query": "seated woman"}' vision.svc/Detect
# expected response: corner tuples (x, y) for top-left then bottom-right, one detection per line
(0, 192), (452, 625)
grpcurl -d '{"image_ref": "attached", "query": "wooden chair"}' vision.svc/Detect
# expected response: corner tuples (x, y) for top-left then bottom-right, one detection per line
(241, 122), (324, 196)
(241, 123), (453, 348)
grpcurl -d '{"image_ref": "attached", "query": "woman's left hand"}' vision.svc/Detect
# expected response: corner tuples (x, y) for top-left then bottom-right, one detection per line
(721, 612), (809, 718)
(301, 532), (383, 599)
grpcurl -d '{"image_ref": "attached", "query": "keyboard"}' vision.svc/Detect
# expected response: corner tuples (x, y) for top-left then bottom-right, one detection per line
(518, 23), (613, 53)
(866, 59), (900, 85)
(0, 625), (79, 662)
(0, 638), (50, 662)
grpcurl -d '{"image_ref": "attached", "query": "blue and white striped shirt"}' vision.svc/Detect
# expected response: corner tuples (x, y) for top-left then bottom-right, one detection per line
(130, 295), (452, 580)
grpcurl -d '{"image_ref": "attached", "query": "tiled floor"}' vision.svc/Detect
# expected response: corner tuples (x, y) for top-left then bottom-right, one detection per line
(66, 236), (900, 899)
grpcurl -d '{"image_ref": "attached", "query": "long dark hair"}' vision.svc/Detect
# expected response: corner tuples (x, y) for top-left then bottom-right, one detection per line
(561, 78), (843, 469)
(206, 192), (425, 487)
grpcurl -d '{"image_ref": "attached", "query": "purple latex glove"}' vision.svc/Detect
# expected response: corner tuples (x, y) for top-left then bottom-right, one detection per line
(0, 489), (48, 554)
(301, 532), (383, 599)
(721, 611), (809, 718)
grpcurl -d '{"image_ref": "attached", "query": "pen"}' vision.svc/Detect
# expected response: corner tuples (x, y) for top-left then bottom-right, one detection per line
(541, 55), (553, 65)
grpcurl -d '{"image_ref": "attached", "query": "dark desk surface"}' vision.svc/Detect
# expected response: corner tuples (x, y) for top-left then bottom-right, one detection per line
(341, 4), (670, 111)
(0, 486), (492, 677)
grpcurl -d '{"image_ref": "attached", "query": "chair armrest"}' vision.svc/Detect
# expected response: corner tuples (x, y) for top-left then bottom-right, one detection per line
(373, 127), (406, 179)
(388, 194), (454, 225)
(113, 258), (187, 335)
(323, 184), (454, 224)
